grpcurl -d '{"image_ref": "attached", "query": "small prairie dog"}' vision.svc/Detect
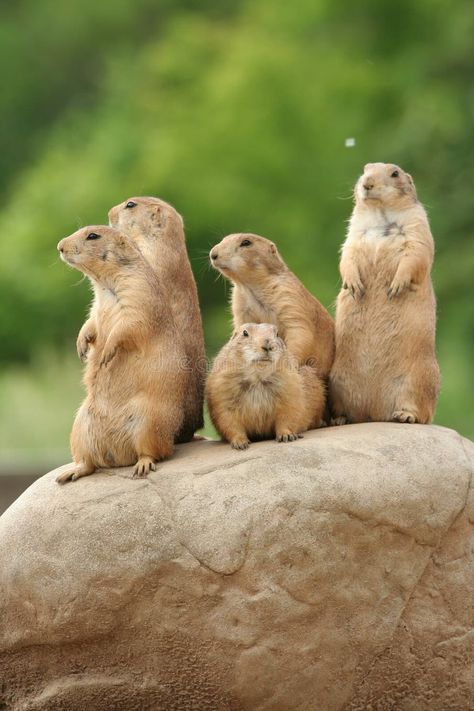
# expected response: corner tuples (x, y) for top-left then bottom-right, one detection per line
(206, 323), (325, 449)
(210, 233), (335, 380)
(56, 226), (186, 483)
(108, 196), (205, 441)
(329, 162), (440, 425)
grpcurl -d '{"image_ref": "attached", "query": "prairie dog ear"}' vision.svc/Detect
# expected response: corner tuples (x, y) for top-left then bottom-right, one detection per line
(269, 242), (277, 255)
(149, 204), (162, 219)
(405, 172), (417, 197)
(151, 204), (166, 227)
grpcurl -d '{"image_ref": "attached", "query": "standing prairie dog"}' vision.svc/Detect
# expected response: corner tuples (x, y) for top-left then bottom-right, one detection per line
(56, 226), (186, 483)
(108, 196), (205, 441)
(209, 233), (335, 380)
(206, 323), (325, 449)
(330, 162), (440, 424)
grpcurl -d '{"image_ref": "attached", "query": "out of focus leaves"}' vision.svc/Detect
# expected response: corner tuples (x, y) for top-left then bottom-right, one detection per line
(0, 0), (472, 437)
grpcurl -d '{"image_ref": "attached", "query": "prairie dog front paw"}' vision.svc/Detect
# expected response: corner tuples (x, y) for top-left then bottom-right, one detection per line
(387, 275), (412, 298)
(342, 269), (365, 298)
(133, 456), (157, 478)
(100, 343), (119, 367)
(77, 328), (96, 361)
(231, 437), (250, 450)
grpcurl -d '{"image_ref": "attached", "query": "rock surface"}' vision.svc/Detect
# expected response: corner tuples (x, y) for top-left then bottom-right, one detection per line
(0, 423), (473, 711)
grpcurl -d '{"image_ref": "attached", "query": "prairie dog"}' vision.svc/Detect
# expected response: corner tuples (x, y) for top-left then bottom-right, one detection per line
(108, 196), (205, 441)
(329, 162), (440, 424)
(56, 226), (185, 483)
(209, 233), (335, 380)
(206, 323), (325, 449)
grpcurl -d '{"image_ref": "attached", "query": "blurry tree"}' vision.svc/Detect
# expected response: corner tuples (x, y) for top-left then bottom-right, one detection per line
(0, 0), (472, 437)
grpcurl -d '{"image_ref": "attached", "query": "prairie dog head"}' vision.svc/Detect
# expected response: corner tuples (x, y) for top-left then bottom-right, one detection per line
(355, 163), (417, 209)
(210, 233), (285, 283)
(108, 196), (185, 262)
(57, 226), (139, 281)
(232, 323), (286, 367)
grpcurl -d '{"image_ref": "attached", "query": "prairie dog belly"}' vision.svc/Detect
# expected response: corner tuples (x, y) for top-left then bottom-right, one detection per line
(73, 355), (152, 467)
(353, 229), (409, 285)
(239, 381), (280, 436)
(332, 272), (436, 421)
(72, 396), (140, 468)
(337, 274), (434, 355)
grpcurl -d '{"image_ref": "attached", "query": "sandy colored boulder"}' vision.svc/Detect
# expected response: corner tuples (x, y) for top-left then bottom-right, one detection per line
(0, 423), (473, 710)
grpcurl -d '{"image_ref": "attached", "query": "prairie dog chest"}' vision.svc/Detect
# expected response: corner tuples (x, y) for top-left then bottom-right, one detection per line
(94, 286), (123, 345)
(358, 209), (405, 240)
(238, 286), (277, 325)
(350, 209), (407, 263)
(239, 376), (280, 413)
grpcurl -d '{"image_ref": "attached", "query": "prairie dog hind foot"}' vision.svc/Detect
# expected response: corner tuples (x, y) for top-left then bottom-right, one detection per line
(56, 461), (96, 484)
(276, 430), (302, 443)
(331, 416), (348, 426)
(392, 409), (417, 424)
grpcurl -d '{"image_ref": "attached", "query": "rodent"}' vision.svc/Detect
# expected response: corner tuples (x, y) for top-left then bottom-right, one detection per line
(55, 225), (186, 483)
(209, 233), (335, 380)
(107, 196), (205, 442)
(329, 162), (440, 424)
(206, 322), (325, 449)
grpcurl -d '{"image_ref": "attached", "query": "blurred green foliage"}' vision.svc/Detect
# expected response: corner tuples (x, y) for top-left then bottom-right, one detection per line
(0, 0), (473, 463)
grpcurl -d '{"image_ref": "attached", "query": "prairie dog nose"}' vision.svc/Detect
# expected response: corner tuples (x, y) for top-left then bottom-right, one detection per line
(262, 339), (273, 353)
(57, 240), (65, 253)
(210, 250), (218, 261)
(363, 179), (374, 191)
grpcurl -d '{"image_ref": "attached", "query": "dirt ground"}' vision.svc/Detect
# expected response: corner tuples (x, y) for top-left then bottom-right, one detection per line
(0, 475), (39, 516)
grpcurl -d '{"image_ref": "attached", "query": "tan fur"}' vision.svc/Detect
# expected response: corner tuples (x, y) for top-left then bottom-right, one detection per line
(330, 162), (440, 424)
(206, 323), (325, 449)
(209, 233), (335, 383)
(107, 196), (205, 441)
(55, 226), (185, 484)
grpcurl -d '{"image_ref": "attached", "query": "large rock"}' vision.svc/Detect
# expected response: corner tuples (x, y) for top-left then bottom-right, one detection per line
(0, 423), (473, 711)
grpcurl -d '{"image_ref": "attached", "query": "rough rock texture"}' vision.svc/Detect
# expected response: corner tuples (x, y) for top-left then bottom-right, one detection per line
(0, 423), (473, 711)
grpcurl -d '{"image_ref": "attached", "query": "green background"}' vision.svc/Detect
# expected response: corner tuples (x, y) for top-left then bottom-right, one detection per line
(0, 0), (473, 472)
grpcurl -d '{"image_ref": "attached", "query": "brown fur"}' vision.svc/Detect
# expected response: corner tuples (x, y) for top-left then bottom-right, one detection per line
(206, 323), (325, 449)
(329, 162), (440, 424)
(210, 233), (335, 383)
(56, 226), (185, 483)
(108, 196), (205, 441)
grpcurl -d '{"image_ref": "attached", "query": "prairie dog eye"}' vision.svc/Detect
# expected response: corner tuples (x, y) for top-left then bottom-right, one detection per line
(86, 232), (101, 240)
(125, 201), (137, 209)
(242, 329), (249, 337)
(240, 239), (252, 247)
(391, 170), (399, 178)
